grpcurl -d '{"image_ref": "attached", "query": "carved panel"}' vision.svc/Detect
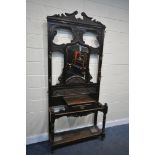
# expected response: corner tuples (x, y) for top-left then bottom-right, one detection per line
(48, 11), (105, 87)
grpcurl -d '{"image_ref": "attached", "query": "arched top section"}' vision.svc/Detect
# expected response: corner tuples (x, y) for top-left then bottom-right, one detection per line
(47, 11), (106, 29)
(47, 11), (106, 86)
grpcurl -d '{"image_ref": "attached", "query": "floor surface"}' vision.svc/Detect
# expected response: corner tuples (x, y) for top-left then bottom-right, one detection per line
(27, 124), (129, 155)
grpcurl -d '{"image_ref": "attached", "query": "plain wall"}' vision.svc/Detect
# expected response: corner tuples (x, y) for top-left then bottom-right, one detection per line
(26, 0), (129, 141)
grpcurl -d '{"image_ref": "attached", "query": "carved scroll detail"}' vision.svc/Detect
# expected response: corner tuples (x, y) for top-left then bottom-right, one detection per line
(47, 11), (105, 28)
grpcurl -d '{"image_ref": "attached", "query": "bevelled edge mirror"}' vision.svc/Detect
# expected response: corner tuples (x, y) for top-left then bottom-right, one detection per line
(64, 43), (89, 84)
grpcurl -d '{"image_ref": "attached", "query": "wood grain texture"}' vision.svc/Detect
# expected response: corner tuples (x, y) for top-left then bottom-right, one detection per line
(64, 95), (96, 106)
(53, 126), (102, 146)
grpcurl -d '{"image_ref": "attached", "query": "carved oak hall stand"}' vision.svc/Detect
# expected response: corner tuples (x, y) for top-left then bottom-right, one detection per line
(47, 11), (108, 152)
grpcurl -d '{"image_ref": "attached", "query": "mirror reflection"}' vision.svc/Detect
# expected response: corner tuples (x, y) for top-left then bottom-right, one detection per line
(65, 44), (89, 83)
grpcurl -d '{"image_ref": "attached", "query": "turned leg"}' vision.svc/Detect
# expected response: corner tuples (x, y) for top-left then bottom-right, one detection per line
(94, 111), (98, 126)
(101, 113), (106, 140)
(101, 103), (108, 140)
(50, 112), (55, 153)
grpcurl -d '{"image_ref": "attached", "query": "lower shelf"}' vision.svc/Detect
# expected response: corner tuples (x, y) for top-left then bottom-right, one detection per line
(53, 126), (102, 146)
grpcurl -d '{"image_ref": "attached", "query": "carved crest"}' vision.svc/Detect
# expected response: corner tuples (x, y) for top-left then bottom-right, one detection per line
(47, 11), (105, 28)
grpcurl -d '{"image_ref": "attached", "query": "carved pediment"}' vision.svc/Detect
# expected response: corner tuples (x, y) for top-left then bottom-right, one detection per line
(47, 11), (105, 28)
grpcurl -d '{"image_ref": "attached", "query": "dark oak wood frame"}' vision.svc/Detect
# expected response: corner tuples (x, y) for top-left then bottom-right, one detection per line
(47, 11), (108, 152)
